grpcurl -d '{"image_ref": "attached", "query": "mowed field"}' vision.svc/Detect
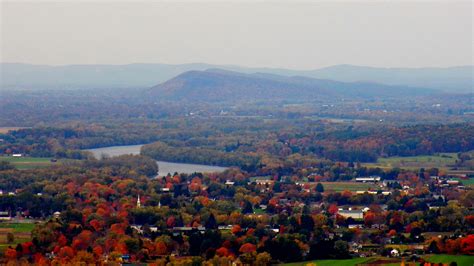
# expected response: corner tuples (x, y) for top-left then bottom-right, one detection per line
(283, 257), (399, 266)
(363, 153), (458, 170)
(0, 156), (53, 170)
(0, 223), (36, 253)
(423, 255), (474, 266)
(455, 177), (474, 187)
(283, 255), (473, 266)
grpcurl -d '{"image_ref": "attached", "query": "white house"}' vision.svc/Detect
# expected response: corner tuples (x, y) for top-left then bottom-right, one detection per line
(390, 249), (400, 257)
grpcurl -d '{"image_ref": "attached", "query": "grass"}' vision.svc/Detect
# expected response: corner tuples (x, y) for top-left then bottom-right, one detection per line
(455, 177), (474, 186)
(319, 182), (377, 192)
(253, 208), (266, 215)
(0, 223), (36, 233)
(283, 257), (372, 266)
(284, 255), (474, 266)
(423, 254), (474, 266)
(0, 223), (36, 253)
(363, 153), (458, 170)
(0, 156), (54, 170)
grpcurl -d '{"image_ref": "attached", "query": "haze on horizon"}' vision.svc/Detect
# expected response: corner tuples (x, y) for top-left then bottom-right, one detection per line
(1, 0), (472, 70)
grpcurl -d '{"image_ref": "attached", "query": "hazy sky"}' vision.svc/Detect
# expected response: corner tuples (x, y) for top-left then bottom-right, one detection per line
(1, 1), (472, 69)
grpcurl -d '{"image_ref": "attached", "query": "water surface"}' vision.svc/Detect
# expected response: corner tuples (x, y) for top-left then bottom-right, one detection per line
(86, 144), (228, 176)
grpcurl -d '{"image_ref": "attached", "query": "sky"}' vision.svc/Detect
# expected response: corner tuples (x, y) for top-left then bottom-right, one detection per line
(1, 0), (472, 69)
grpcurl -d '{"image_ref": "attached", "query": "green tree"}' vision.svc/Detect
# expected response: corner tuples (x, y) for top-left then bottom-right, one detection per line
(7, 232), (14, 243)
(316, 183), (324, 193)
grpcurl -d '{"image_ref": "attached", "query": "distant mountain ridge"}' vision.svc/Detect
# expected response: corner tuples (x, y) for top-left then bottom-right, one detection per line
(1, 62), (472, 93)
(148, 68), (435, 102)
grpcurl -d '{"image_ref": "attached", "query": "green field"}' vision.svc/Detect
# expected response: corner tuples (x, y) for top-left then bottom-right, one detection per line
(0, 156), (54, 170)
(283, 258), (372, 266)
(0, 223), (36, 253)
(455, 178), (474, 186)
(363, 153), (458, 170)
(0, 223), (36, 233)
(424, 255), (474, 266)
(282, 257), (402, 266)
(283, 255), (474, 266)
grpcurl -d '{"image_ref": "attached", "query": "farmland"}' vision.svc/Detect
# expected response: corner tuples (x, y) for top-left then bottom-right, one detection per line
(283, 257), (400, 266)
(363, 153), (458, 170)
(283, 255), (474, 266)
(0, 156), (54, 170)
(423, 254), (474, 266)
(0, 223), (36, 253)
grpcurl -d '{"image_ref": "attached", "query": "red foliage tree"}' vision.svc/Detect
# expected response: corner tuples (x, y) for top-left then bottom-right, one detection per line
(328, 204), (338, 215)
(4, 247), (17, 260)
(231, 225), (241, 235)
(58, 246), (75, 259)
(239, 243), (256, 253)
(461, 234), (474, 255)
(155, 241), (168, 255)
(216, 247), (229, 257)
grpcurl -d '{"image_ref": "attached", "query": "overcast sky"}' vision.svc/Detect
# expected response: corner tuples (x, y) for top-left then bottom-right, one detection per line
(1, 1), (472, 69)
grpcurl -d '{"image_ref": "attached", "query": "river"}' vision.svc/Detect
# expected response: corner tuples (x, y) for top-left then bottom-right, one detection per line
(85, 144), (228, 177)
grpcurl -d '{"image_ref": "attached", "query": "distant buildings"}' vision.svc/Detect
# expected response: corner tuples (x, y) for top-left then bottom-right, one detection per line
(355, 176), (381, 183)
(0, 211), (11, 221)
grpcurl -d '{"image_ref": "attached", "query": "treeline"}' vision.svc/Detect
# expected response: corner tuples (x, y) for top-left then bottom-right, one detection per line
(141, 141), (260, 171)
(1, 119), (473, 164)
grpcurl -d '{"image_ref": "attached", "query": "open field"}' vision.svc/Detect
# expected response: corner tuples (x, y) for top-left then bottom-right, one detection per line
(0, 223), (36, 233)
(283, 255), (474, 266)
(423, 254), (474, 266)
(283, 257), (402, 266)
(363, 153), (458, 170)
(0, 127), (29, 134)
(0, 156), (54, 170)
(0, 223), (35, 253)
(455, 177), (474, 186)
(319, 182), (377, 192)
(283, 258), (372, 266)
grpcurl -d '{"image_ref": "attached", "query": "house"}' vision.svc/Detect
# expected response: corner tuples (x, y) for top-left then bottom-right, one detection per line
(255, 179), (274, 185)
(390, 249), (400, 257)
(218, 225), (233, 230)
(0, 211), (11, 221)
(356, 190), (391, 196)
(131, 225), (143, 234)
(12, 154), (22, 157)
(355, 176), (381, 183)
(225, 180), (235, 186)
(446, 180), (460, 186)
(348, 224), (363, 229)
(172, 226), (205, 232)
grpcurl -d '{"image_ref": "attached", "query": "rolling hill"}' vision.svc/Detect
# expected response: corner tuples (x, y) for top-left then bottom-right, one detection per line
(1, 63), (471, 93)
(147, 69), (435, 102)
